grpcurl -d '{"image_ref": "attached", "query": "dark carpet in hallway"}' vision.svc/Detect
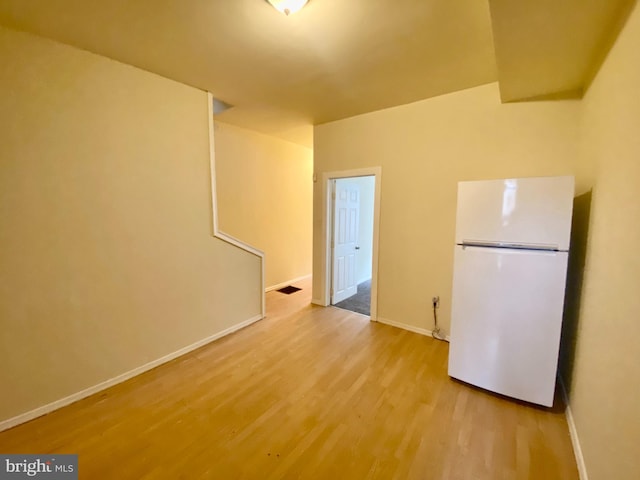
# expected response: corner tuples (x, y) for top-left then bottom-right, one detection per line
(333, 279), (371, 316)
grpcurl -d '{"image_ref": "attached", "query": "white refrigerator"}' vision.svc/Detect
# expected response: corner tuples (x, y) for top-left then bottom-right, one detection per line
(448, 176), (574, 407)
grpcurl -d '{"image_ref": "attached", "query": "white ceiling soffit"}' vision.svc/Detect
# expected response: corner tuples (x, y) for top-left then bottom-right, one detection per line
(0, 0), (497, 147)
(488, 0), (637, 102)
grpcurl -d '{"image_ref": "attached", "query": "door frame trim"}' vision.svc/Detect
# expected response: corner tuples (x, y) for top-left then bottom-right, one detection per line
(319, 167), (381, 320)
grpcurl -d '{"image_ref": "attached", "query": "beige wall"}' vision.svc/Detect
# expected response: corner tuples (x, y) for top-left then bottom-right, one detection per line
(314, 83), (583, 331)
(564, 3), (640, 479)
(0, 27), (261, 422)
(214, 122), (313, 289)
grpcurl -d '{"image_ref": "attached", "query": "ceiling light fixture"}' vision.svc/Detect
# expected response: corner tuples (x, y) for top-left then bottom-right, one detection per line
(266, 0), (309, 16)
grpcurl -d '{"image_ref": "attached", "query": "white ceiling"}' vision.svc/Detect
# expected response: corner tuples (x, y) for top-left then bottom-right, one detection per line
(0, 0), (633, 147)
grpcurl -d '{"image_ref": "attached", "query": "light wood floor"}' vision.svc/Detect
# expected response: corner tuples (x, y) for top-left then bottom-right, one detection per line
(0, 277), (578, 479)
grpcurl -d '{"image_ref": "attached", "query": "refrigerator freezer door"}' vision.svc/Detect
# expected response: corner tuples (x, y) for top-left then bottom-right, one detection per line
(448, 245), (569, 407)
(455, 176), (574, 251)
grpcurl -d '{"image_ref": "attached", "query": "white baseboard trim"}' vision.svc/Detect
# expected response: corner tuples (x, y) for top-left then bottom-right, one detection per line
(376, 317), (450, 342)
(0, 313), (264, 433)
(265, 274), (312, 293)
(560, 379), (589, 480)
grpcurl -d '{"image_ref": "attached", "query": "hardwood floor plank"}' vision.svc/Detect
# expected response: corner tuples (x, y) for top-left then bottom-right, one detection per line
(0, 277), (578, 479)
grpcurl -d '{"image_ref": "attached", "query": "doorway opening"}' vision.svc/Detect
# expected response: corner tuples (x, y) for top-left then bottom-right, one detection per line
(331, 177), (375, 315)
(320, 167), (381, 320)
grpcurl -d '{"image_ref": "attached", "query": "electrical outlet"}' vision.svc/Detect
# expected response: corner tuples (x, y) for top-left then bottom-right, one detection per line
(432, 296), (440, 308)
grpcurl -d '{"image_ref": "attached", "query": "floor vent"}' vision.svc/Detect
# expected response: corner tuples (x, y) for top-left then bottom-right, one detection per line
(276, 286), (302, 295)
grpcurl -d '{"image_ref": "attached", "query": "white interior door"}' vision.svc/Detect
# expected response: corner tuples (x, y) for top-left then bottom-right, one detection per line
(331, 180), (360, 304)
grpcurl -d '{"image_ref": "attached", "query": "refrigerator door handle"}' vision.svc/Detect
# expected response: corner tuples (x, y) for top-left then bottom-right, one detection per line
(459, 240), (560, 252)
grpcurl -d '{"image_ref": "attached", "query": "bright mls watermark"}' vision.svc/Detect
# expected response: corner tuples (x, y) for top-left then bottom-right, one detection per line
(0, 455), (77, 479)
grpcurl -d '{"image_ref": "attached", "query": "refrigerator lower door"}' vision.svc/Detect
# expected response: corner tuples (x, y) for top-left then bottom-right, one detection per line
(448, 245), (569, 407)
